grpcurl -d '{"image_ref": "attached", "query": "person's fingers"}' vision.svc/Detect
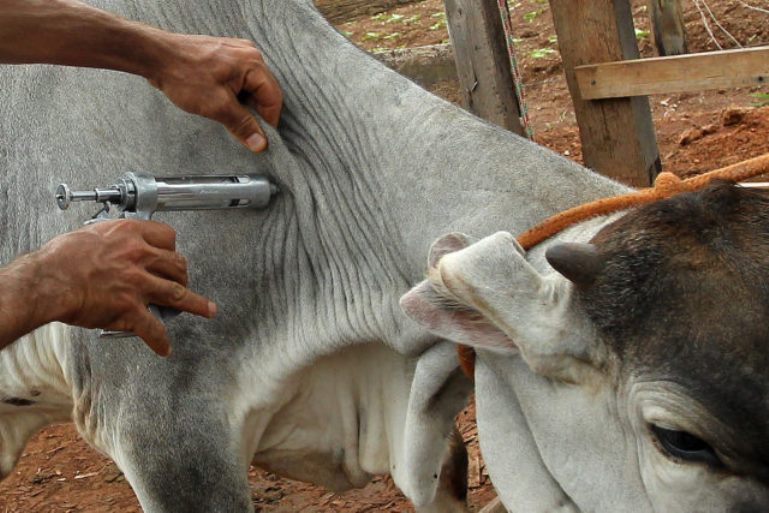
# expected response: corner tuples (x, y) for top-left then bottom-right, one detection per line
(211, 95), (267, 152)
(145, 249), (188, 287)
(128, 307), (172, 357)
(137, 220), (177, 251)
(144, 274), (215, 319)
(242, 68), (283, 128)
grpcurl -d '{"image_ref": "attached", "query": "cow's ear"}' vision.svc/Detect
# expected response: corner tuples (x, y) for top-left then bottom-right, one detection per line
(434, 232), (602, 383)
(400, 233), (516, 352)
(428, 233), (471, 269)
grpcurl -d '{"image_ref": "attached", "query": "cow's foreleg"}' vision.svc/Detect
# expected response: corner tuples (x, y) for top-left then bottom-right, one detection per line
(0, 324), (72, 478)
(112, 418), (253, 513)
(414, 426), (468, 513)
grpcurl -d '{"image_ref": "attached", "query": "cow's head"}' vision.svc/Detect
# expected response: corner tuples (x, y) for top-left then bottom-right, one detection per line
(401, 182), (769, 512)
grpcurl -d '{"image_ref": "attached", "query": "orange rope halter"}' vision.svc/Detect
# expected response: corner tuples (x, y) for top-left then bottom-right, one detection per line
(457, 152), (769, 379)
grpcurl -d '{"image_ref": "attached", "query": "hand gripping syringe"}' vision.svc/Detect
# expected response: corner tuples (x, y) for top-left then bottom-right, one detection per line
(55, 172), (278, 338)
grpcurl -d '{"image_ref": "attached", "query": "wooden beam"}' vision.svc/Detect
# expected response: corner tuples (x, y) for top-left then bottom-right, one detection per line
(648, 0), (687, 56)
(549, 0), (660, 187)
(314, 0), (421, 23)
(443, 0), (525, 135)
(576, 47), (769, 100)
(374, 44), (457, 87)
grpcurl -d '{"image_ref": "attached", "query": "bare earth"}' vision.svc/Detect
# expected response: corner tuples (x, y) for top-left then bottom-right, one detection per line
(1, 0), (768, 511)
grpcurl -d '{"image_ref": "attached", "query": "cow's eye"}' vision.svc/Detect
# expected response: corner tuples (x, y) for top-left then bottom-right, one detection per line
(650, 425), (722, 467)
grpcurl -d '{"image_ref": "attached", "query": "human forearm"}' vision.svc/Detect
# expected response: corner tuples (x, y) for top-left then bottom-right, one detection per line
(0, 0), (170, 78)
(0, 0), (283, 151)
(0, 251), (62, 350)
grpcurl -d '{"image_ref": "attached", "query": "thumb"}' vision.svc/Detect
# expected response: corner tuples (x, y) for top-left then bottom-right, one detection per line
(216, 98), (268, 152)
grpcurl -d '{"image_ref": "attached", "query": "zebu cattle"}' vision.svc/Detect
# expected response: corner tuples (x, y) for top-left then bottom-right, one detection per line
(1, 0), (637, 511)
(403, 181), (769, 513)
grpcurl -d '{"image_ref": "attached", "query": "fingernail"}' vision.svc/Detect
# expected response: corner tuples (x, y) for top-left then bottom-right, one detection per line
(245, 133), (265, 152)
(208, 301), (218, 318)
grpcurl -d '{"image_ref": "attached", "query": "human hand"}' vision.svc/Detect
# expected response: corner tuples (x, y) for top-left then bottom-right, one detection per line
(147, 33), (283, 152)
(36, 219), (216, 356)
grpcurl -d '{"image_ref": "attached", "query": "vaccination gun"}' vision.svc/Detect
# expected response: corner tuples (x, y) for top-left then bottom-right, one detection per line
(55, 172), (278, 338)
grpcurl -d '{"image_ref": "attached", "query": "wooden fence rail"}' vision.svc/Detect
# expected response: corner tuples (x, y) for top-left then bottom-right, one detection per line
(576, 47), (769, 100)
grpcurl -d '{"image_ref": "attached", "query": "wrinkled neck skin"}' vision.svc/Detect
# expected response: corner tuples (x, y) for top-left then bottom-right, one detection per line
(202, 0), (631, 351)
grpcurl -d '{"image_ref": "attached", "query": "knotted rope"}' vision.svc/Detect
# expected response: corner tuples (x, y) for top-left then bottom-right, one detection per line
(457, 152), (769, 378)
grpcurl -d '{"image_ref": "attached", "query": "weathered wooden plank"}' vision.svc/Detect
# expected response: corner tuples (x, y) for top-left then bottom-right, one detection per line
(549, 0), (660, 187)
(443, 0), (525, 135)
(314, 0), (421, 23)
(648, 0), (688, 56)
(374, 43), (457, 87)
(576, 46), (769, 99)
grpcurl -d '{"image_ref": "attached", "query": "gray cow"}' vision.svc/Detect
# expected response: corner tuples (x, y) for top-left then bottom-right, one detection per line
(0, 0), (628, 511)
(403, 180), (769, 513)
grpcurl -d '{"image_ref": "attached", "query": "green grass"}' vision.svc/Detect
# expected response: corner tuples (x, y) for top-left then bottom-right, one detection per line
(752, 92), (769, 107)
(523, 10), (540, 22)
(531, 47), (557, 59)
(634, 28), (650, 41)
(371, 13), (405, 23)
(430, 19), (447, 31)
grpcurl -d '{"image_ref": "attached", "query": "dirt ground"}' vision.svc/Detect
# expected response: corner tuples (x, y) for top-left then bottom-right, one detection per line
(1, 1), (768, 512)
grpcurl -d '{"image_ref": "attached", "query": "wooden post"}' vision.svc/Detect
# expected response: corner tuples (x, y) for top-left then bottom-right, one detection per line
(443, 0), (525, 136)
(649, 0), (688, 56)
(550, 0), (660, 187)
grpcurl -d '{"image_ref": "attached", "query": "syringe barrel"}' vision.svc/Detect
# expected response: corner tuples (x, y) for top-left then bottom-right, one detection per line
(123, 173), (275, 216)
(152, 175), (274, 211)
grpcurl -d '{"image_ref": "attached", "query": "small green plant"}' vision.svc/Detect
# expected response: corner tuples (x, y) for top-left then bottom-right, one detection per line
(404, 14), (421, 24)
(430, 19), (447, 30)
(634, 28), (650, 40)
(531, 47), (556, 59)
(752, 92), (769, 107)
(371, 12), (387, 21)
(383, 31), (402, 40)
(362, 31), (381, 41)
(387, 13), (404, 23)
(523, 10), (540, 22)
(431, 11), (446, 18)
(371, 47), (389, 55)
(547, 34), (558, 44)
(341, 30), (353, 38)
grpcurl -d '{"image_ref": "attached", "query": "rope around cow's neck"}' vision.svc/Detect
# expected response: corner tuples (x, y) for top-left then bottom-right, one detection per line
(457, 152), (769, 379)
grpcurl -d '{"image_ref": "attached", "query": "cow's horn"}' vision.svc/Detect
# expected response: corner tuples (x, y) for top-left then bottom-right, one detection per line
(545, 242), (604, 286)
